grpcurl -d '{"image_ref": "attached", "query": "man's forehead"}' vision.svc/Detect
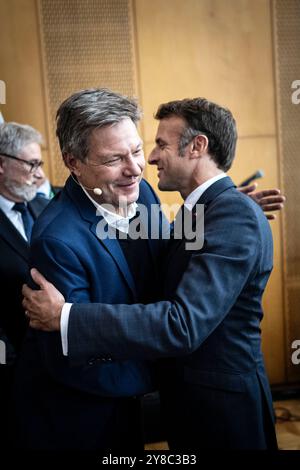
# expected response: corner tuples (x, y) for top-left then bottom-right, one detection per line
(19, 142), (42, 160)
(91, 120), (140, 142)
(156, 116), (186, 139)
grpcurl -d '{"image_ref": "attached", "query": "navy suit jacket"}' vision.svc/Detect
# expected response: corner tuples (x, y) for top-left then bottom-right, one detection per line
(0, 196), (48, 355)
(15, 176), (164, 449)
(0, 196), (48, 449)
(67, 177), (277, 449)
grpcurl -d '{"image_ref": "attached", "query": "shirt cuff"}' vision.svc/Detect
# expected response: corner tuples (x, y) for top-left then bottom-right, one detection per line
(60, 303), (73, 356)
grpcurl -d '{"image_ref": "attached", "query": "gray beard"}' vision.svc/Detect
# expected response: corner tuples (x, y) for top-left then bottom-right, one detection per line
(5, 180), (37, 202)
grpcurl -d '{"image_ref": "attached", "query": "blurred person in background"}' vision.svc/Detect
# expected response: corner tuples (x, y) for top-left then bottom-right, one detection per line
(35, 166), (61, 199)
(0, 122), (48, 449)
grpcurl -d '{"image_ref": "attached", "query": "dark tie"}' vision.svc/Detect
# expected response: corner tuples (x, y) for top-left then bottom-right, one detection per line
(13, 202), (34, 241)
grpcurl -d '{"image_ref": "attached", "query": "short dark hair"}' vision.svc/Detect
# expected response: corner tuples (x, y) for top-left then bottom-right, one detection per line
(56, 88), (141, 162)
(155, 98), (237, 171)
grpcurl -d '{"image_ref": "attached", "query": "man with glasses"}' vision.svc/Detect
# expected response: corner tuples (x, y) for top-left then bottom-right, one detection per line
(0, 122), (48, 448)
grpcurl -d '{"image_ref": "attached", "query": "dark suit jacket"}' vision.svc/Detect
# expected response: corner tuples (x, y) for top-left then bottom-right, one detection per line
(0, 196), (48, 449)
(15, 176), (164, 450)
(0, 196), (48, 354)
(67, 177), (278, 450)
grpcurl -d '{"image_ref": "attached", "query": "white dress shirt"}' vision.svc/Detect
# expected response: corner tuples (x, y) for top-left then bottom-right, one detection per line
(60, 184), (138, 355)
(184, 172), (227, 211)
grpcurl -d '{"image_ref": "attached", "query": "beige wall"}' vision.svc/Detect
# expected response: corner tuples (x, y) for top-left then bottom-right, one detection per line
(0, 0), (288, 383)
(0, 0), (51, 176)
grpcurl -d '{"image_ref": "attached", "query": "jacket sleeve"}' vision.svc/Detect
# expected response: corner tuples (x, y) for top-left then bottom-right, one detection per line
(29, 237), (95, 387)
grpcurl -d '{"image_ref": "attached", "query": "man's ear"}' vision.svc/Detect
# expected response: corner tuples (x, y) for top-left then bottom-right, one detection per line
(63, 153), (81, 176)
(190, 134), (209, 158)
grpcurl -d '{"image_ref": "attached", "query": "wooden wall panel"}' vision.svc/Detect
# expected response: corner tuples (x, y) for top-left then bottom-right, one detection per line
(133, 0), (276, 145)
(0, 0), (46, 134)
(273, 0), (300, 382)
(38, 0), (137, 186)
(0, 0), (50, 174)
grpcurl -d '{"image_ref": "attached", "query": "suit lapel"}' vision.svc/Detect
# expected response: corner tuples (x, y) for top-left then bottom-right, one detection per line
(65, 176), (137, 299)
(90, 222), (137, 299)
(167, 176), (235, 260)
(196, 176), (235, 207)
(0, 208), (29, 261)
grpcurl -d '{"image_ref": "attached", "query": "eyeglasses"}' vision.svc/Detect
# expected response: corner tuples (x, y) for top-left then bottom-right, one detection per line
(0, 153), (44, 174)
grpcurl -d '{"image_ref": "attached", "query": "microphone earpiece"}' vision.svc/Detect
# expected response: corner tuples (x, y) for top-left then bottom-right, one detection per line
(70, 173), (102, 196)
(25, 180), (33, 186)
(93, 188), (102, 196)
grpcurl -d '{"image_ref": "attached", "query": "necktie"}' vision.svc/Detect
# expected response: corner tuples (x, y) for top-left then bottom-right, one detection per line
(13, 202), (34, 241)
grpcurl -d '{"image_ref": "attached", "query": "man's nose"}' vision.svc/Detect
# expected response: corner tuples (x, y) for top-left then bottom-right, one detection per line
(33, 165), (44, 179)
(123, 155), (144, 176)
(148, 148), (158, 165)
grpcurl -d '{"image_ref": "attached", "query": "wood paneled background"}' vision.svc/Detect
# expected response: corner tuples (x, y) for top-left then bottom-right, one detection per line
(0, 0), (299, 385)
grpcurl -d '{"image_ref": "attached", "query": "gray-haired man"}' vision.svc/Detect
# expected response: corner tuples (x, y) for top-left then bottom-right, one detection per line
(15, 89), (164, 451)
(0, 122), (47, 448)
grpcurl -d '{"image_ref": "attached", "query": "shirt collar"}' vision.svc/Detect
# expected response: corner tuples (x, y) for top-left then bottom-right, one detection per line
(0, 193), (21, 214)
(184, 173), (227, 210)
(79, 184), (137, 234)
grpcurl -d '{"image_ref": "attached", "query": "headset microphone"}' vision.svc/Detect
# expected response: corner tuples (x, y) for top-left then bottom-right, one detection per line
(93, 187), (102, 196)
(25, 180), (33, 186)
(70, 173), (102, 195)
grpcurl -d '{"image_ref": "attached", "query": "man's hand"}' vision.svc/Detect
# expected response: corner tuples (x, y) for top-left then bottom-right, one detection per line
(237, 183), (286, 220)
(22, 268), (65, 331)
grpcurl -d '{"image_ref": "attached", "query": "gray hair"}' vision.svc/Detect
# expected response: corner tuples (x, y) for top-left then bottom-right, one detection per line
(0, 122), (43, 157)
(56, 88), (142, 162)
